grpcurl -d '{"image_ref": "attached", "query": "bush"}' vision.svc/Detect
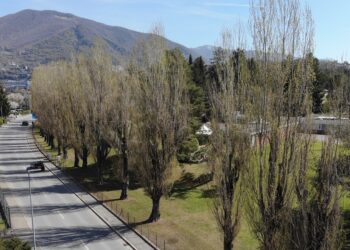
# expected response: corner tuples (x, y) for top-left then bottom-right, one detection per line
(177, 135), (199, 163)
(336, 155), (350, 180)
(196, 134), (209, 145)
(0, 237), (31, 250)
(0, 117), (5, 126)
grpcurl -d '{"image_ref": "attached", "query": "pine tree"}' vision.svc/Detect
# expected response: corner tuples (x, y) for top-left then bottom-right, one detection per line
(312, 56), (323, 113)
(0, 84), (10, 117)
(188, 54), (193, 65)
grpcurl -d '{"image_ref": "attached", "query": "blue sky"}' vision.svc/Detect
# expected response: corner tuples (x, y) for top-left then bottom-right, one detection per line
(0, 0), (348, 60)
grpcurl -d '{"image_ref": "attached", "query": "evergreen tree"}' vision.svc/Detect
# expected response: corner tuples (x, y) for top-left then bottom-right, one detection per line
(192, 57), (206, 87)
(188, 54), (193, 65)
(187, 56), (210, 129)
(0, 84), (10, 117)
(191, 56), (211, 122)
(312, 56), (323, 113)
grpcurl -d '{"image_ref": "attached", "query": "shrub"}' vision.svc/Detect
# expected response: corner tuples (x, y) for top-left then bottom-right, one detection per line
(0, 237), (31, 250)
(196, 134), (209, 145)
(177, 135), (199, 163)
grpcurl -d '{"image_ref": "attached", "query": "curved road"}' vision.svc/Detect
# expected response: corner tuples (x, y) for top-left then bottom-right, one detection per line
(0, 115), (152, 250)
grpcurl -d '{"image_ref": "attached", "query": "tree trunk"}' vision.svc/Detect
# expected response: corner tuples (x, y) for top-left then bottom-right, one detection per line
(57, 141), (61, 155)
(224, 234), (233, 250)
(82, 145), (88, 168)
(96, 145), (103, 185)
(148, 196), (161, 222)
(119, 138), (129, 200)
(96, 141), (110, 185)
(63, 146), (68, 159)
(97, 161), (102, 185)
(74, 149), (80, 167)
(49, 135), (55, 149)
(120, 177), (128, 200)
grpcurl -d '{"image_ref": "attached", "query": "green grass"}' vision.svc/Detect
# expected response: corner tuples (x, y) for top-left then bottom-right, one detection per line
(0, 117), (5, 126)
(0, 220), (5, 232)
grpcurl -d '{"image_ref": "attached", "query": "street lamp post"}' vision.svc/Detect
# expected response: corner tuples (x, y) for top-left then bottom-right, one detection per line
(26, 167), (36, 250)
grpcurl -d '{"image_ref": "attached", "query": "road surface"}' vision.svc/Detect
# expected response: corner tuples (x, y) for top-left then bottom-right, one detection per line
(0, 115), (153, 250)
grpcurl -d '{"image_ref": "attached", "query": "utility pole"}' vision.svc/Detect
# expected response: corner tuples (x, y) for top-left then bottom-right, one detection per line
(27, 167), (36, 250)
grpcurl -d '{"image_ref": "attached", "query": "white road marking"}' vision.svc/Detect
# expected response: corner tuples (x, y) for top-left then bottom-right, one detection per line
(58, 211), (64, 219)
(80, 240), (90, 250)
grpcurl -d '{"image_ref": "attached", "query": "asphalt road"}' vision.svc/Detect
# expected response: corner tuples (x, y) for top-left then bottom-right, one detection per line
(0, 115), (147, 250)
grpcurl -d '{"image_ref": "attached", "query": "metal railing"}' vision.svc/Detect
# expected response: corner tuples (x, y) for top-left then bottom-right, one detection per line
(95, 192), (171, 250)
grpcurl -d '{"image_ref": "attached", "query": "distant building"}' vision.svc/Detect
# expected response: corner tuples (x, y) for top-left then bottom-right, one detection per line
(299, 115), (350, 134)
(196, 122), (212, 135)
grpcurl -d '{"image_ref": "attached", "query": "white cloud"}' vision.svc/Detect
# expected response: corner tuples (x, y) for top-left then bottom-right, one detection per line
(204, 2), (250, 8)
(186, 7), (236, 20)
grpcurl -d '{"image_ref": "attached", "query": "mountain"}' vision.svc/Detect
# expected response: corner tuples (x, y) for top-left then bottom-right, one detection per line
(191, 45), (256, 63)
(191, 45), (216, 63)
(0, 9), (199, 79)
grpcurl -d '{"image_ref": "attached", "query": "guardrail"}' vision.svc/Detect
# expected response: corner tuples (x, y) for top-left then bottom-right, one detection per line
(0, 190), (11, 228)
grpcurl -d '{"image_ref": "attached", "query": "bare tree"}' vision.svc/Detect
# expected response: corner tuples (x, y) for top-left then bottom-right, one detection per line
(309, 139), (343, 250)
(32, 63), (62, 150)
(133, 27), (189, 222)
(104, 68), (134, 199)
(68, 54), (94, 168)
(209, 27), (251, 250)
(80, 40), (114, 184)
(246, 0), (315, 248)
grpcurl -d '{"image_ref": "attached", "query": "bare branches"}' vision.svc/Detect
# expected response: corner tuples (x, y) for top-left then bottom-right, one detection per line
(133, 29), (189, 222)
(246, 0), (316, 249)
(209, 27), (251, 250)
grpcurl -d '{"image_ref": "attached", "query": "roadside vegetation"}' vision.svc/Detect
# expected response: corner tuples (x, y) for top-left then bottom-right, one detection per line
(30, 0), (350, 249)
(0, 84), (10, 125)
(0, 216), (30, 249)
(0, 237), (30, 250)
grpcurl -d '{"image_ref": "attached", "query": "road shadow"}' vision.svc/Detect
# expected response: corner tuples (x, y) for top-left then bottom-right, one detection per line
(14, 226), (120, 248)
(9, 203), (100, 217)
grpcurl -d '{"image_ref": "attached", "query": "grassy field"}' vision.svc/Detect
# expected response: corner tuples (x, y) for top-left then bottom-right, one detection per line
(0, 220), (5, 232)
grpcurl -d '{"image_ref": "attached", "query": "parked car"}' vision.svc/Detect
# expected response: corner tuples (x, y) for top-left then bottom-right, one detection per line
(21, 121), (29, 126)
(29, 161), (45, 172)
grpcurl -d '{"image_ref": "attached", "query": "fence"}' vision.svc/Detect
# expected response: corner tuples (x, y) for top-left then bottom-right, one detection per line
(0, 190), (11, 228)
(95, 192), (174, 250)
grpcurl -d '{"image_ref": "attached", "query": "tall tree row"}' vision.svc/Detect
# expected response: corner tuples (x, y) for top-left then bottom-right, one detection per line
(32, 32), (191, 221)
